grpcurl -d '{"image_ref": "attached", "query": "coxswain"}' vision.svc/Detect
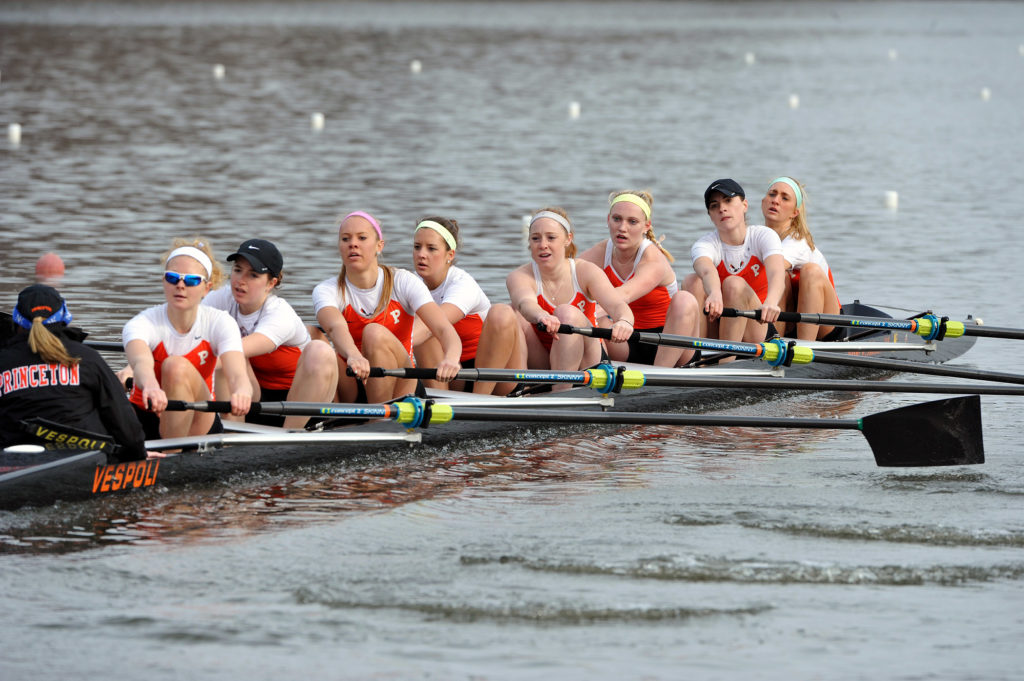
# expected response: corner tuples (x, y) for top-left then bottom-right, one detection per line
(0, 284), (146, 461)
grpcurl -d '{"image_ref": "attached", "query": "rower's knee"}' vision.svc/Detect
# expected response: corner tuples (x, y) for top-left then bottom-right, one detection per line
(484, 303), (517, 333)
(553, 303), (588, 324)
(300, 339), (338, 377)
(721, 275), (753, 304)
(799, 263), (827, 286)
(160, 355), (197, 387)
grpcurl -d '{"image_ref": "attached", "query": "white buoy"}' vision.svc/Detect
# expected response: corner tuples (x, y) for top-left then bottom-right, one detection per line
(980, 87), (991, 101)
(311, 112), (325, 131)
(568, 101), (581, 119)
(1018, 44), (1024, 57)
(888, 48), (899, 61)
(410, 59), (422, 74)
(212, 63), (225, 80)
(788, 94), (800, 109)
(884, 190), (899, 211)
(744, 52), (756, 65)
(8, 122), (21, 145)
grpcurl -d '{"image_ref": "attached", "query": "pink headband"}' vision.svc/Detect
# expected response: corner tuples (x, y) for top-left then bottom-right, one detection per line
(342, 211), (383, 240)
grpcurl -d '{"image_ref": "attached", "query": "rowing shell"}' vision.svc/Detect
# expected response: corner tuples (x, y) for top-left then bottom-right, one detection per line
(0, 303), (979, 511)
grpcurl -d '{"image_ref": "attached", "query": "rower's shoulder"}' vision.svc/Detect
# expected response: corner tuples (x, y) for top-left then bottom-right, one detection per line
(578, 239), (608, 264)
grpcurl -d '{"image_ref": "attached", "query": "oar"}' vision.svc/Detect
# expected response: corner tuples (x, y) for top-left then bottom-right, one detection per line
(722, 307), (1024, 341)
(555, 325), (1024, 386)
(167, 395), (984, 468)
(362, 366), (1024, 397)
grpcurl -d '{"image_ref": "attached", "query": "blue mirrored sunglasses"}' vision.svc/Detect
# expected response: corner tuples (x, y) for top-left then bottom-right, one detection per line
(164, 271), (207, 287)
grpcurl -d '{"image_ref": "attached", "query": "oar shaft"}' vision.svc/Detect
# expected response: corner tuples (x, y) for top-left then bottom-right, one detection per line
(362, 367), (593, 384)
(641, 374), (1024, 396)
(437, 407), (863, 430)
(724, 308), (1024, 341)
(811, 350), (1024, 385)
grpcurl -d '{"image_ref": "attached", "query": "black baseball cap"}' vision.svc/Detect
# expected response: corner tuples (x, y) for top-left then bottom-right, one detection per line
(13, 284), (72, 329)
(704, 179), (745, 208)
(226, 239), (283, 278)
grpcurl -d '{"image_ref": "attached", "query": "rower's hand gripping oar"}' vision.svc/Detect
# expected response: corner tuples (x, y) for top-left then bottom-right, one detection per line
(165, 395), (983, 468)
(722, 307), (1024, 341)
(555, 325), (1024, 386)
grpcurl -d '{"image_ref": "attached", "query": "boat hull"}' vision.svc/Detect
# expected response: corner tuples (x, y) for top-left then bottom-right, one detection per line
(0, 305), (980, 511)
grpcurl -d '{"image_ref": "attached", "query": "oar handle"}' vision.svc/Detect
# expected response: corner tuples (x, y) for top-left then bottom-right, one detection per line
(165, 400), (263, 414)
(552, 324), (639, 342)
(357, 367), (438, 379)
(721, 308), (801, 323)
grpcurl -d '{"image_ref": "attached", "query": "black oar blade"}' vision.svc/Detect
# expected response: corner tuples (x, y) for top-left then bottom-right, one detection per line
(861, 395), (984, 467)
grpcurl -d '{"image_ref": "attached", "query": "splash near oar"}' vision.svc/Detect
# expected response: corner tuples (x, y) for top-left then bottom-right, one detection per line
(555, 325), (1024, 386)
(167, 395), (983, 468)
(722, 307), (1024, 341)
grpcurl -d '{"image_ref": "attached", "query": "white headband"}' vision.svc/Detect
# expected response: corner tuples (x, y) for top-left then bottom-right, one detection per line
(529, 210), (572, 234)
(165, 246), (213, 277)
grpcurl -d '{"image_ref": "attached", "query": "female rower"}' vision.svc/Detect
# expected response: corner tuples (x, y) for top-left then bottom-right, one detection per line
(682, 179), (786, 343)
(579, 189), (699, 367)
(761, 177), (841, 340)
(203, 239), (338, 428)
(411, 216), (526, 396)
(122, 239), (252, 439)
(0, 284), (146, 461)
(313, 211), (462, 403)
(507, 207), (634, 384)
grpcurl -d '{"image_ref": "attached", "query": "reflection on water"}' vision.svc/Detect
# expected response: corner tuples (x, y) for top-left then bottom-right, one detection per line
(0, 391), (865, 553)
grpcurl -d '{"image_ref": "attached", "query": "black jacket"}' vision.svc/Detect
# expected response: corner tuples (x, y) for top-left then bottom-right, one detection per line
(0, 326), (146, 461)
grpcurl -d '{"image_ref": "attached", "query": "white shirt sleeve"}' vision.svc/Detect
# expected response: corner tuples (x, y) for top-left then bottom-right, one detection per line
(780, 235), (814, 269)
(312, 276), (343, 315)
(205, 307), (245, 356)
(122, 306), (160, 348)
(392, 269), (436, 314)
(253, 296), (311, 349)
(690, 231), (722, 266)
(748, 225), (784, 260)
(439, 267), (491, 316)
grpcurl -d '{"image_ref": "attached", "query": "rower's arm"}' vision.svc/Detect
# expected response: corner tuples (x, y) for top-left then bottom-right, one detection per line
(507, 268), (545, 325)
(124, 338), (165, 413)
(316, 306), (361, 361)
(416, 301), (462, 382)
(218, 349), (253, 417)
(240, 333), (278, 358)
(415, 302), (466, 345)
(764, 253), (787, 308)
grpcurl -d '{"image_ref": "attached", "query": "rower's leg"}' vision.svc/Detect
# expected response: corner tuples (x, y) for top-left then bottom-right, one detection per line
(413, 335), (446, 390)
(472, 304), (527, 396)
(158, 355), (215, 439)
(597, 314), (630, 362)
(335, 354), (360, 403)
(215, 358), (260, 422)
(681, 273), (711, 338)
(794, 264), (839, 340)
(550, 304), (591, 387)
(283, 339), (339, 429)
(360, 323), (416, 402)
(720, 276), (767, 343)
(655, 290), (699, 367)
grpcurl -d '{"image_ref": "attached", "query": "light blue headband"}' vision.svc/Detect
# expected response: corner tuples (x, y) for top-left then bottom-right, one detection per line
(769, 177), (803, 209)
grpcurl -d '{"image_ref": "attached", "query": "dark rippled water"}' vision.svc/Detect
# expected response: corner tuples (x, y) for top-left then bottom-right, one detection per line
(2, 2), (1024, 679)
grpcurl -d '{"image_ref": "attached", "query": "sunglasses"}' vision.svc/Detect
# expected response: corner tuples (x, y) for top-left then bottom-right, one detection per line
(164, 271), (207, 287)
